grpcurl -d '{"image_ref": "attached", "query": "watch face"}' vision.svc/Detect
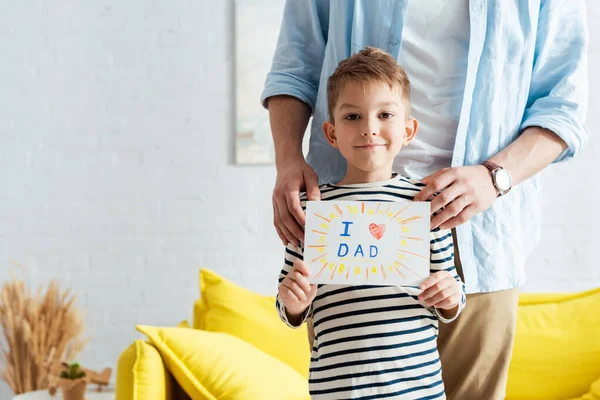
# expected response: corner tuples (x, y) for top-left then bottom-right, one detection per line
(495, 168), (512, 191)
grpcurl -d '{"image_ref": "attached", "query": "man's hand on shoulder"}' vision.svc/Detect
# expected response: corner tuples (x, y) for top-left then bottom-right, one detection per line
(273, 158), (321, 247)
(413, 165), (497, 230)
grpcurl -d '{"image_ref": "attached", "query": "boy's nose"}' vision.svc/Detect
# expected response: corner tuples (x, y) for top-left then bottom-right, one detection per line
(362, 119), (379, 136)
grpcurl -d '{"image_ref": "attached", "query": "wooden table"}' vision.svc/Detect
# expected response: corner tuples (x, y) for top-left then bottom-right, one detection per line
(12, 388), (115, 400)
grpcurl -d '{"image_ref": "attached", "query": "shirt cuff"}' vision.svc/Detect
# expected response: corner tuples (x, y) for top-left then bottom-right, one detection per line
(433, 291), (466, 324)
(276, 294), (312, 328)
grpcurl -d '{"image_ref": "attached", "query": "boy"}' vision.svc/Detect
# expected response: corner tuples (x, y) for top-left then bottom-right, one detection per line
(276, 47), (466, 399)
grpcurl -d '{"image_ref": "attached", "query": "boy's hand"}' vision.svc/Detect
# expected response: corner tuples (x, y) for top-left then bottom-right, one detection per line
(418, 271), (462, 312)
(279, 259), (318, 319)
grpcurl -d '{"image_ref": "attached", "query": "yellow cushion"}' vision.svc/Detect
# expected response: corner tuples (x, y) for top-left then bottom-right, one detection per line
(116, 339), (181, 400)
(136, 325), (310, 400)
(506, 288), (600, 400)
(568, 376), (600, 400)
(193, 268), (310, 379)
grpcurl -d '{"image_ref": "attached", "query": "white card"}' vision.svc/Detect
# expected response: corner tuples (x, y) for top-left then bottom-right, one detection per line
(304, 200), (431, 286)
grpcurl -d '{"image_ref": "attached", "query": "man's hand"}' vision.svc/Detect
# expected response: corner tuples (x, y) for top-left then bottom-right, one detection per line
(413, 165), (497, 230)
(418, 271), (462, 318)
(279, 259), (318, 321)
(273, 158), (321, 247)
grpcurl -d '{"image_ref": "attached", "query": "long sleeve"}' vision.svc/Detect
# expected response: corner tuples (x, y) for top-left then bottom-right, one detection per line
(428, 228), (466, 323)
(260, 0), (329, 111)
(276, 244), (312, 328)
(519, 0), (589, 163)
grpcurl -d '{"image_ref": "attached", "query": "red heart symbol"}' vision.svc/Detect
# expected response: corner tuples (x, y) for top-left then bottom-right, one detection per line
(368, 223), (386, 240)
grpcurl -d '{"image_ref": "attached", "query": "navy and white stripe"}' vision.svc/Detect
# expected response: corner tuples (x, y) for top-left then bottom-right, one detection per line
(276, 175), (466, 399)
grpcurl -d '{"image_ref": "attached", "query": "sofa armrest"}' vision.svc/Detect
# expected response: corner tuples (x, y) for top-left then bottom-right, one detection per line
(116, 340), (189, 400)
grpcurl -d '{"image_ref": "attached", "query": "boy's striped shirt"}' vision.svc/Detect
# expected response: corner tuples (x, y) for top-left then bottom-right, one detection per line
(276, 175), (466, 399)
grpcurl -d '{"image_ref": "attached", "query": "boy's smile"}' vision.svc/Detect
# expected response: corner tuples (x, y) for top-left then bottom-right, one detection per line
(355, 143), (387, 149)
(323, 82), (418, 185)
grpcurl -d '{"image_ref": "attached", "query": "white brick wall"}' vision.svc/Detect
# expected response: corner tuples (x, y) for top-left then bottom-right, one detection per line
(0, 1), (598, 397)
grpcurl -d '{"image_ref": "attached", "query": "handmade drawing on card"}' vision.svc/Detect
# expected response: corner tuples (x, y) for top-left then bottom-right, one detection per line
(304, 201), (431, 286)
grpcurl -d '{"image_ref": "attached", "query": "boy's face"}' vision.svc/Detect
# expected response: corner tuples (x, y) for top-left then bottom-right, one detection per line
(323, 81), (417, 177)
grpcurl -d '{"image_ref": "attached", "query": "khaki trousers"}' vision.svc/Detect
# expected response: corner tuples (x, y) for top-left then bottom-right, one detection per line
(306, 229), (520, 400)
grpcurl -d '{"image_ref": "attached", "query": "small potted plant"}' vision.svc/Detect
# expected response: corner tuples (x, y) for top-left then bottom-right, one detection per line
(58, 361), (87, 400)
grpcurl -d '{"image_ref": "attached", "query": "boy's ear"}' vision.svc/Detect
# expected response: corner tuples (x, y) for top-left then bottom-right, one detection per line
(323, 120), (338, 148)
(403, 118), (418, 145)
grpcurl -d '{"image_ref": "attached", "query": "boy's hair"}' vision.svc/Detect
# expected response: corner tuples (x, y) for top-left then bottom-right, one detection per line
(326, 46), (411, 121)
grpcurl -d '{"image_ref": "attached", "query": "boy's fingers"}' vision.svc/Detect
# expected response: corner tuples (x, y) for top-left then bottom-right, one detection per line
(293, 260), (312, 277)
(423, 286), (454, 307)
(419, 276), (453, 302)
(307, 284), (318, 299)
(282, 280), (307, 302)
(431, 293), (461, 310)
(290, 270), (312, 294)
(419, 271), (446, 290)
(280, 285), (301, 304)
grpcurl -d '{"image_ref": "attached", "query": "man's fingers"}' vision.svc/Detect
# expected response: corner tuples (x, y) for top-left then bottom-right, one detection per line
(429, 183), (463, 215)
(414, 169), (448, 201)
(304, 168), (321, 201)
(276, 198), (301, 247)
(414, 169), (456, 202)
(283, 193), (306, 243)
(274, 223), (287, 246)
(430, 195), (469, 229)
(419, 169), (445, 186)
(286, 190), (306, 227)
(439, 205), (476, 230)
(272, 199), (288, 245)
(275, 207), (298, 246)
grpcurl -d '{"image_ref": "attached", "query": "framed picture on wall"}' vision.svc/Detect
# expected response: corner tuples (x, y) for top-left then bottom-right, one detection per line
(234, 0), (310, 164)
(234, 0), (284, 164)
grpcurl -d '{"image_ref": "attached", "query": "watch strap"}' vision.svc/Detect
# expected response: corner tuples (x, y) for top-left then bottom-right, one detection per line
(481, 160), (510, 197)
(481, 160), (501, 173)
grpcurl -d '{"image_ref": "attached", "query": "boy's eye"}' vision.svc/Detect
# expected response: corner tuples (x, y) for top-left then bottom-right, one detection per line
(344, 114), (360, 121)
(380, 112), (394, 119)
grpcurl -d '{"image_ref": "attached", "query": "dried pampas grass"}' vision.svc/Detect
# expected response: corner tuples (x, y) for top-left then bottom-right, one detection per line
(0, 263), (88, 394)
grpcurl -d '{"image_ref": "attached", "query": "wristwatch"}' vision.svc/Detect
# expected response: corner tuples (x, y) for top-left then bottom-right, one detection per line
(481, 161), (512, 197)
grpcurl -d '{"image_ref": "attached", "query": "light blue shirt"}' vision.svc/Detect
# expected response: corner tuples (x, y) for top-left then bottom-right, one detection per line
(261, 0), (589, 294)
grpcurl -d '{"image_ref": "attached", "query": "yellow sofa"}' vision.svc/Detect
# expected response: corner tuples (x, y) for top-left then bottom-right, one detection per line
(116, 269), (600, 400)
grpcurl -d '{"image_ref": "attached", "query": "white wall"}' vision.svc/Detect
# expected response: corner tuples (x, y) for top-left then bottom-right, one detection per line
(0, 1), (598, 397)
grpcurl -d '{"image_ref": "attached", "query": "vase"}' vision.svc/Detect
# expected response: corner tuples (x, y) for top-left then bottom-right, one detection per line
(58, 378), (87, 400)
